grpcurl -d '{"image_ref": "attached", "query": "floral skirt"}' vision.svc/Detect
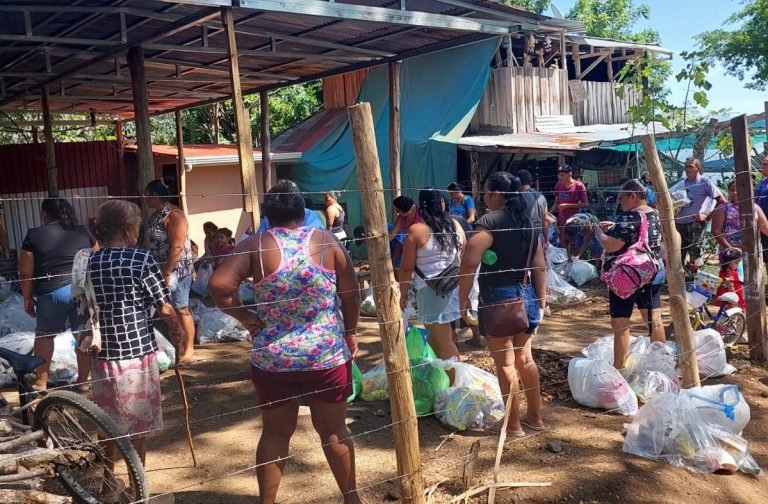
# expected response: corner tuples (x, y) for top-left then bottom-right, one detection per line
(92, 352), (163, 437)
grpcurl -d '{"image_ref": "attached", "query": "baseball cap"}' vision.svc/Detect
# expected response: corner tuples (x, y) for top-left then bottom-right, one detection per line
(558, 165), (573, 173)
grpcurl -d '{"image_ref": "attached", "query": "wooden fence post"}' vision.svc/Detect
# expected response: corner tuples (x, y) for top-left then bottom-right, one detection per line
(40, 86), (58, 197)
(641, 135), (701, 387)
(389, 61), (401, 201)
(732, 115), (768, 363)
(348, 102), (424, 504)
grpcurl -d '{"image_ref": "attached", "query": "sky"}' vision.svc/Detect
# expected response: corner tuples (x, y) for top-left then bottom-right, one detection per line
(550, 0), (766, 116)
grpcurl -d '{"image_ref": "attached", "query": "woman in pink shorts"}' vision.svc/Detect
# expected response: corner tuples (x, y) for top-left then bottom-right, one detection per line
(210, 180), (361, 504)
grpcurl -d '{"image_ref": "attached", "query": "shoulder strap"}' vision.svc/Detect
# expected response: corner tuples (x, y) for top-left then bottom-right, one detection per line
(257, 233), (266, 280)
(522, 218), (536, 286)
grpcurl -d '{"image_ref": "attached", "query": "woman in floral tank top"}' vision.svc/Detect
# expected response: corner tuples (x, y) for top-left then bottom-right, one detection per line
(209, 180), (361, 504)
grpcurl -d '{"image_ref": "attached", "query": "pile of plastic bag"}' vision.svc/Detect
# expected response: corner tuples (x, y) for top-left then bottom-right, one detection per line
(197, 308), (250, 344)
(0, 294), (35, 337)
(694, 329), (736, 378)
(0, 276), (12, 302)
(547, 270), (586, 306)
(360, 325), (450, 415)
(623, 384), (761, 475)
(568, 357), (638, 415)
(49, 331), (79, 384)
(191, 263), (213, 298)
(360, 286), (376, 317)
(0, 331), (35, 387)
(433, 360), (505, 431)
(154, 329), (176, 373)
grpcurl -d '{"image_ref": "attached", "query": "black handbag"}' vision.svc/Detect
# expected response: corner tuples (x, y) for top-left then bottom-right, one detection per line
(414, 252), (460, 297)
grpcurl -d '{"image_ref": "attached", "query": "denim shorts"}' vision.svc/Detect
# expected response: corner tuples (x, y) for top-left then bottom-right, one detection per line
(36, 284), (84, 334)
(170, 274), (192, 309)
(480, 283), (541, 335)
(416, 286), (461, 325)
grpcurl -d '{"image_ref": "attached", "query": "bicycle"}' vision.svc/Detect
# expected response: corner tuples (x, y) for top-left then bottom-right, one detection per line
(683, 283), (746, 346)
(0, 347), (147, 504)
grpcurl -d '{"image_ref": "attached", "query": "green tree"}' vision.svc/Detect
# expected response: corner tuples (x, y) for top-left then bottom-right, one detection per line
(566, 0), (658, 42)
(496, 0), (550, 14)
(698, 0), (768, 90)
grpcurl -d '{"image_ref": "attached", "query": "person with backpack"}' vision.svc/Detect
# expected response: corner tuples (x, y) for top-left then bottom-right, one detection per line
(447, 182), (476, 225)
(398, 188), (464, 360)
(595, 179), (665, 369)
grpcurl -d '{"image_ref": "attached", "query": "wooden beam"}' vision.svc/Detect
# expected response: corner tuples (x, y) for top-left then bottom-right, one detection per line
(389, 61), (401, 199)
(222, 7), (260, 231)
(572, 43), (581, 79)
(642, 134), (700, 386)
(577, 53), (608, 80)
(732, 115), (767, 363)
(606, 53), (614, 81)
(260, 90), (272, 194)
(348, 101), (424, 504)
(40, 86), (57, 197)
(175, 110), (188, 213)
(127, 47), (154, 215)
(115, 121), (128, 196)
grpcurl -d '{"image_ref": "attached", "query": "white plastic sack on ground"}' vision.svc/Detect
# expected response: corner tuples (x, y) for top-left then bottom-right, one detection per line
(568, 357), (638, 415)
(626, 370), (679, 404)
(0, 331), (36, 387)
(624, 341), (678, 382)
(197, 309), (249, 344)
(688, 384), (750, 435)
(433, 360), (505, 430)
(547, 270), (585, 306)
(0, 294), (35, 337)
(0, 276), (11, 302)
(154, 329), (176, 373)
(189, 298), (206, 324)
(360, 362), (388, 401)
(623, 390), (761, 475)
(546, 246), (568, 268)
(581, 335), (617, 362)
(694, 329), (736, 378)
(360, 286), (376, 317)
(191, 263), (213, 298)
(49, 331), (78, 384)
(570, 260), (598, 286)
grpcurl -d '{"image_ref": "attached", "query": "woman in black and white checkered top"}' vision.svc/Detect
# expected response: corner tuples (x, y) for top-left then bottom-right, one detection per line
(87, 200), (182, 501)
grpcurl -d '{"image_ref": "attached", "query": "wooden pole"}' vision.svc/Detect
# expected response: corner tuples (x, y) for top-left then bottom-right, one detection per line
(389, 61), (401, 200)
(732, 115), (768, 363)
(127, 46), (154, 216)
(211, 103), (220, 145)
(222, 7), (259, 232)
(115, 122), (128, 197)
(572, 43), (581, 79)
(260, 90), (272, 193)
(40, 87), (58, 197)
(175, 110), (189, 213)
(31, 126), (39, 144)
(641, 134), (701, 387)
(348, 102), (424, 504)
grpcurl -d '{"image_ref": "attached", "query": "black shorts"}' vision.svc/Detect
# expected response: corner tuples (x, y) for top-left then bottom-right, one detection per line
(761, 234), (768, 264)
(608, 283), (661, 319)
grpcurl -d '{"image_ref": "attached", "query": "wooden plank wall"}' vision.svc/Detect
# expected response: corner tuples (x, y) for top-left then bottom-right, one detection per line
(469, 67), (570, 134)
(323, 69), (369, 109)
(571, 81), (641, 126)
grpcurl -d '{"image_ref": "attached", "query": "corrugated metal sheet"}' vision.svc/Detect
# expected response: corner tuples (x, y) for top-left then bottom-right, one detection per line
(0, 1), (563, 117)
(567, 35), (674, 56)
(458, 132), (595, 151)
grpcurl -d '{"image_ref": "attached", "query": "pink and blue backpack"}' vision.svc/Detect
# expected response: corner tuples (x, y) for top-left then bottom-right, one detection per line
(601, 210), (660, 299)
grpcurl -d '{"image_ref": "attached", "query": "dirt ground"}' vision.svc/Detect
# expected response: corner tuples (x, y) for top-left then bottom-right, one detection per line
(6, 285), (763, 503)
(122, 284), (768, 504)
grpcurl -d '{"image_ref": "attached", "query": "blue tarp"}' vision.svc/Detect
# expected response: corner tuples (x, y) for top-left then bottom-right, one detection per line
(274, 39), (499, 230)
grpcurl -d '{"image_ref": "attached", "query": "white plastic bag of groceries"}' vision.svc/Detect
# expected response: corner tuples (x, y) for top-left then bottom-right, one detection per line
(154, 329), (177, 373)
(547, 270), (585, 306)
(623, 390), (761, 475)
(688, 384), (751, 435)
(360, 362), (389, 401)
(570, 259), (598, 286)
(568, 357), (638, 415)
(0, 294), (36, 337)
(433, 360), (505, 430)
(197, 309), (249, 344)
(0, 331), (36, 387)
(693, 329), (736, 378)
(191, 263), (213, 298)
(49, 331), (78, 384)
(546, 246), (568, 268)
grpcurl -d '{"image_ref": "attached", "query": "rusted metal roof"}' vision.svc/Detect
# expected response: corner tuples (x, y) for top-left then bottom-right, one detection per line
(458, 131), (596, 153)
(123, 143), (302, 166)
(0, 1), (578, 119)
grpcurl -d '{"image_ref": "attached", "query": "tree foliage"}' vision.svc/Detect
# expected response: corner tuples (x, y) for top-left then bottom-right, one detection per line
(566, 0), (658, 42)
(698, 0), (768, 90)
(497, 0), (551, 14)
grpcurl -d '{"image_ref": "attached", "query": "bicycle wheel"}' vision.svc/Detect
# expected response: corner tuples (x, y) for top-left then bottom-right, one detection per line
(33, 390), (148, 504)
(718, 311), (746, 346)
